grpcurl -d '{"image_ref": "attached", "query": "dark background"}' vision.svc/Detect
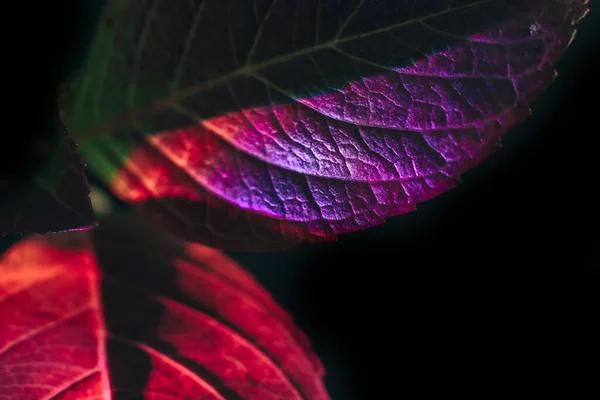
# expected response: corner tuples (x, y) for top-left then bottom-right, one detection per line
(3, 1), (598, 399)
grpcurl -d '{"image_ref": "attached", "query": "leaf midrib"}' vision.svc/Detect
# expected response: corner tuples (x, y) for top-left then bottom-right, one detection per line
(80, 0), (494, 140)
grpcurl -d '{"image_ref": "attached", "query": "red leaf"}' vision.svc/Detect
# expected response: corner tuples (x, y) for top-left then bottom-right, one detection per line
(69, 1), (589, 250)
(0, 216), (329, 399)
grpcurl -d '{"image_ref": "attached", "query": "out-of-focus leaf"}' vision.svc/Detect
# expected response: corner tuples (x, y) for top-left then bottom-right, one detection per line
(0, 121), (96, 236)
(0, 214), (329, 399)
(67, 0), (589, 250)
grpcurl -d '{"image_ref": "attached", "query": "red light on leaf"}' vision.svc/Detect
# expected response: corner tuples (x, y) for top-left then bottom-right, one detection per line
(0, 216), (330, 399)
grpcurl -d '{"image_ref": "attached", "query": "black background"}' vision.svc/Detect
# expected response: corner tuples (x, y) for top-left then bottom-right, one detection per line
(2, 1), (598, 399)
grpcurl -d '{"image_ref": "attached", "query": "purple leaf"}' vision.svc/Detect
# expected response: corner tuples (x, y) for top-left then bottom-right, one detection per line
(67, 0), (589, 250)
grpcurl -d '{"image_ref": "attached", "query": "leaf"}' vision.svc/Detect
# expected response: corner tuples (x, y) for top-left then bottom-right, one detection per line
(0, 119), (97, 236)
(67, 0), (589, 250)
(0, 214), (330, 399)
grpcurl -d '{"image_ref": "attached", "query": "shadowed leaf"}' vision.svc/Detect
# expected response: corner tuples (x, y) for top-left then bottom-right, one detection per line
(0, 121), (96, 236)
